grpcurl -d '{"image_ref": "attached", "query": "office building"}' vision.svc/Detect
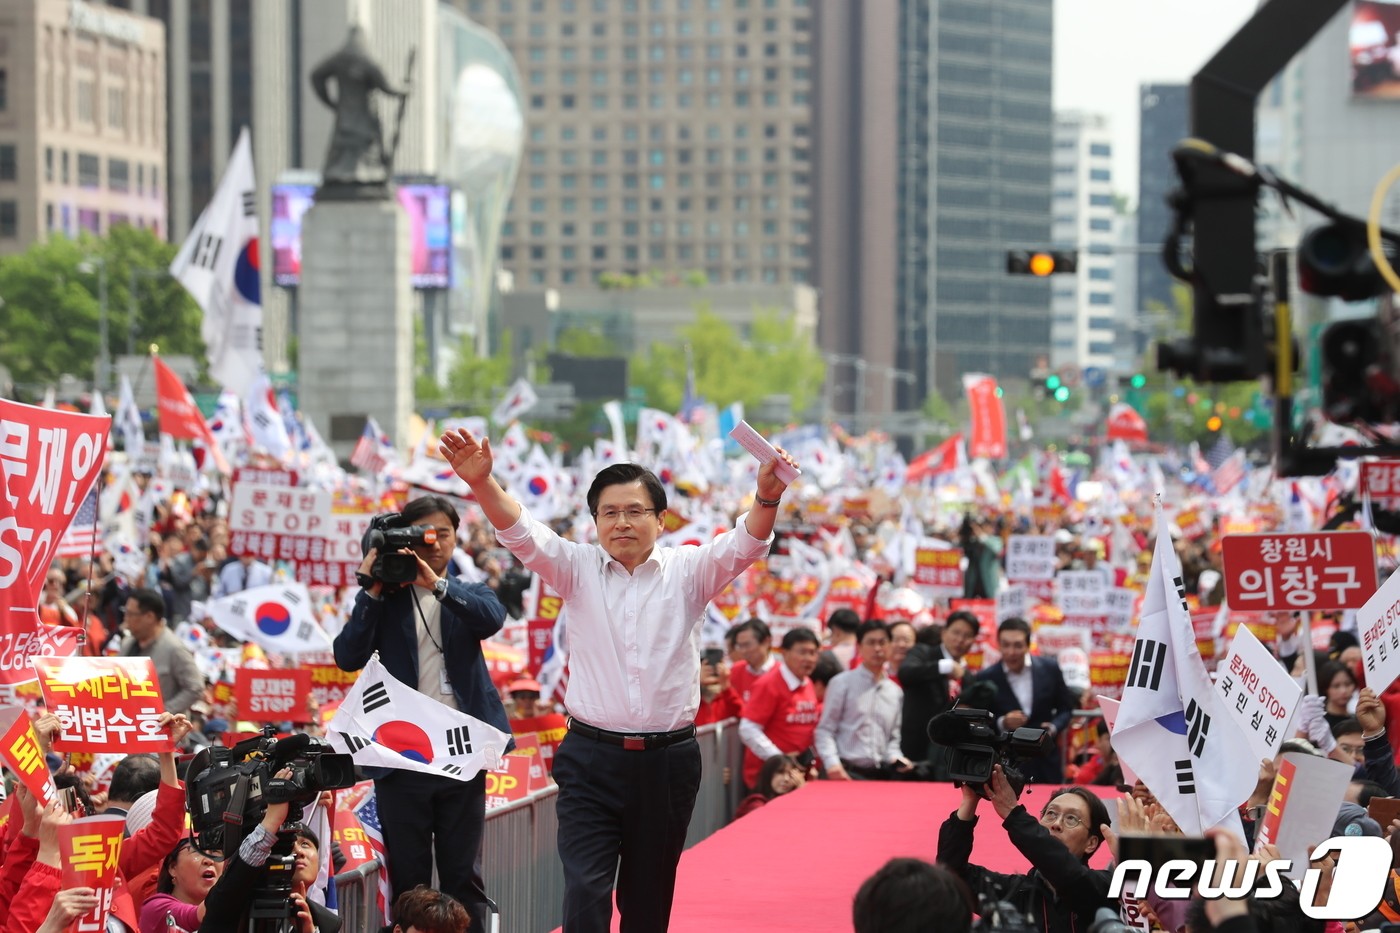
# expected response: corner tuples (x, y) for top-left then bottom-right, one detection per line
(0, 0), (166, 255)
(1049, 111), (1117, 374)
(1136, 83), (1187, 331)
(815, 0), (1055, 414)
(459, 0), (815, 292)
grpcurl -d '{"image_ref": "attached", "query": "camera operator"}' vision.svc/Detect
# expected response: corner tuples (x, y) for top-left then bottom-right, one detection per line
(200, 768), (339, 933)
(937, 764), (1113, 933)
(333, 494), (511, 931)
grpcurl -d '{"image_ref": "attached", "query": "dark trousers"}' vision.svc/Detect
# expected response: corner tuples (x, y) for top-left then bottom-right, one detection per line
(374, 769), (489, 930)
(553, 732), (703, 933)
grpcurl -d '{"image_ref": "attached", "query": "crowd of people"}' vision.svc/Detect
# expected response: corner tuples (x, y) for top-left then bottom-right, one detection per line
(15, 420), (1400, 933)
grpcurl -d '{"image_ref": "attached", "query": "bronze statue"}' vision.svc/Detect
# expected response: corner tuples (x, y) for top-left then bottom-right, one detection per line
(310, 25), (413, 197)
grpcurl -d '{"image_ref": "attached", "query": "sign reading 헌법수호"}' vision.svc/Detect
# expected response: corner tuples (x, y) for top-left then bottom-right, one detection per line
(1221, 532), (1376, 612)
(35, 657), (173, 754)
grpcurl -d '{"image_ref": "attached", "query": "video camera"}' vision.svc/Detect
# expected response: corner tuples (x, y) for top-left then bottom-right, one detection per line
(927, 706), (1052, 797)
(185, 726), (356, 856)
(360, 512), (439, 585)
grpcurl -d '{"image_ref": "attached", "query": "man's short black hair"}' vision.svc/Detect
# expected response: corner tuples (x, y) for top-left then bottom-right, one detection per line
(945, 610), (981, 637)
(1042, 787), (1111, 852)
(811, 650), (844, 686)
(853, 858), (973, 933)
(997, 617), (1031, 641)
(728, 618), (771, 648)
(108, 754), (160, 804)
(586, 463), (667, 516)
(401, 494), (460, 532)
(127, 587), (166, 619)
(827, 609), (862, 634)
(1331, 716), (1364, 739)
(781, 627), (821, 651)
(1352, 780), (1390, 808)
(856, 621), (889, 644)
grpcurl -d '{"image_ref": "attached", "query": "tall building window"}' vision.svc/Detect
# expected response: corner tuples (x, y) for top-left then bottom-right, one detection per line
(109, 159), (130, 193)
(78, 153), (101, 189)
(0, 146), (15, 182)
(44, 148), (53, 183)
(77, 81), (96, 123)
(0, 69), (7, 112)
(107, 87), (126, 130)
(0, 201), (15, 238)
(62, 152), (70, 185)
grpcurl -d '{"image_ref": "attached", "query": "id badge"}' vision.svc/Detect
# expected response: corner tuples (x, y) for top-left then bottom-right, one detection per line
(440, 670), (453, 696)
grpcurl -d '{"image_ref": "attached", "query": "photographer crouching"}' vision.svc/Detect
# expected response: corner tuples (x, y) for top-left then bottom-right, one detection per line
(937, 764), (1114, 933)
(333, 495), (512, 930)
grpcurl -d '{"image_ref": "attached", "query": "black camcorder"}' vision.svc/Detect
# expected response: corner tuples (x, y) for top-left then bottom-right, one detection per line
(360, 512), (439, 585)
(927, 706), (1052, 797)
(185, 726), (356, 856)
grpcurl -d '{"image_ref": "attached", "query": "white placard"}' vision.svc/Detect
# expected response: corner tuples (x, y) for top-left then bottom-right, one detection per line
(1006, 535), (1057, 580)
(1057, 570), (1107, 615)
(1216, 624), (1302, 765)
(1252, 752), (1354, 879)
(230, 482), (332, 537)
(1357, 565), (1400, 695)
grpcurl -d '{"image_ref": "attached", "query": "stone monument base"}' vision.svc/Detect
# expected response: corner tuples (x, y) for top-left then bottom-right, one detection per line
(298, 196), (414, 462)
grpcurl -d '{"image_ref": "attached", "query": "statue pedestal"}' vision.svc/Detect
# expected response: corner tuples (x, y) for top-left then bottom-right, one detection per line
(298, 197), (414, 461)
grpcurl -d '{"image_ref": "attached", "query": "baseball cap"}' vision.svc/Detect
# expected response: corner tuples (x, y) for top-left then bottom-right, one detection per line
(1333, 802), (1383, 838)
(508, 677), (542, 695)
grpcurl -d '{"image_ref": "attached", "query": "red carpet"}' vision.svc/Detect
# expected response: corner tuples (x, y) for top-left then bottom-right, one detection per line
(664, 782), (1117, 932)
(553, 782), (1119, 932)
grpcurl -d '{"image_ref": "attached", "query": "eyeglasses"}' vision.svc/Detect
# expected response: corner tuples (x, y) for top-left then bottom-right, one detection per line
(596, 507), (657, 523)
(1040, 807), (1085, 829)
(1337, 743), (1365, 756)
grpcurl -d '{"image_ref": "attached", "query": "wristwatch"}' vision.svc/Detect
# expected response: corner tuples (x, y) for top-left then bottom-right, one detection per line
(432, 577), (449, 601)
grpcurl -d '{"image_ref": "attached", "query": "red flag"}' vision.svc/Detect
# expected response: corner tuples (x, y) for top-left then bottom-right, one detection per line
(962, 374), (1007, 460)
(154, 355), (217, 446)
(906, 434), (963, 483)
(1106, 403), (1149, 444)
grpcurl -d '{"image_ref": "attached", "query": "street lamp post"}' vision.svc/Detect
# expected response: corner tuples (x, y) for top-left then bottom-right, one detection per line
(79, 257), (109, 393)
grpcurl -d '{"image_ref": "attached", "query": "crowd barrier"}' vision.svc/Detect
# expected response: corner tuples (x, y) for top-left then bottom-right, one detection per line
(332, 719), (747, 933)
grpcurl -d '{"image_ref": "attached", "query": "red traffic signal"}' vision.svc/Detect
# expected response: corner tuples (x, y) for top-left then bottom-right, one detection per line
(1006, 249), (1078, 276)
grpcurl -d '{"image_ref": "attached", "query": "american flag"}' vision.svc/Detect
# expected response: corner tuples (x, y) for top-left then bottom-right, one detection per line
(55, 488), (101, 559)
(1211, 450), (1248, 495)
(350, 416), (395, 475)
(353, 790), (393, 918)
(1204, 433), (1236, 470)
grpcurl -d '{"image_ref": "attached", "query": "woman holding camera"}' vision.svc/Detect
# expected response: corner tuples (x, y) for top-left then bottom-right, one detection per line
(937, 764), (1115, 933)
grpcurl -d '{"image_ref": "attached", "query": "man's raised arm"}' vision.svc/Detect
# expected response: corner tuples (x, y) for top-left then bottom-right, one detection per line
(440, 429), (523, 531)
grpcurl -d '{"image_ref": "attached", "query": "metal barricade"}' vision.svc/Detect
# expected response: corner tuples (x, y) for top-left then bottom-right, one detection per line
(333, 858), (385, 933)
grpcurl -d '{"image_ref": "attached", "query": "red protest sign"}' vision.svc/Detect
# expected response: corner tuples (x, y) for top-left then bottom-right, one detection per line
(0, 400), (111, 596)
(511, 732), (550, 792)
(1361, 460), (1400, 508)
(485, 753), (533, 810)
(303, 659), (359, 711)
(0, 707), (56, 805)
(913, 546), (963, 591)
(510, 712), (567, 774)
(236, 667), (313, 723)
(36, 657), (172, 753)
(58, 813), (126, 933)
(1222, 531), (1376, 611)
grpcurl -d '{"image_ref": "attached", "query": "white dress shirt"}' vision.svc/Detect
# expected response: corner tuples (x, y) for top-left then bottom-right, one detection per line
(814, 666), (904, 769)
(496, 506), (771, 732)
(997, 663), (1036, 732)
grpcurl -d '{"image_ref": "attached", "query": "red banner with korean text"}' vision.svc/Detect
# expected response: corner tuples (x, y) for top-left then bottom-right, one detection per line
(528, 592), (563, 676)
(302, 655), (359, 713)
(485, 752), (533, 810)
(962, 374), (1007, 460)
(1361, 460), (1400, 508)
(1222, 531), (1376, 611)
(36, 657), (173, 754)
(0, 707), (56, 805)
(913, 544), (963, 593)
(236, 667), (313, 723)
(510, 712), (568, 774)
(511, 731), (550, 792)
(59, 814), (125, 933)
(0, 401), (109, 686)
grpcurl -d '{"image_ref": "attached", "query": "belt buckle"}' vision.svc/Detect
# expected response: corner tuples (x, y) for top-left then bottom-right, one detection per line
(623, 735), (647, 751)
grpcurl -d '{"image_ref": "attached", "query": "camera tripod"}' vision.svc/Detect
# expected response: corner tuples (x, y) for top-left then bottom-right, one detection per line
(246, 833), (306, 933)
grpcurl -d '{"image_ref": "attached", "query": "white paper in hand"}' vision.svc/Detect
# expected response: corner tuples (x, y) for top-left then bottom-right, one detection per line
(728, 420), (801, 484)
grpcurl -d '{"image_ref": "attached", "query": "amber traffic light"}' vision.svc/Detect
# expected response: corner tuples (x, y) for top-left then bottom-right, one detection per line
(1006, 250), (1078, 276)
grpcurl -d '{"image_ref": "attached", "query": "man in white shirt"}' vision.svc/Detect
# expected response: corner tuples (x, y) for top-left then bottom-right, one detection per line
(439, 428), (798, 933)
(214, 555), (272, 598)
(816, 621), (913, 780)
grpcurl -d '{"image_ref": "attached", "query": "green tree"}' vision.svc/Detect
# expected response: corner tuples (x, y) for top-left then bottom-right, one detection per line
(442, 330), (514, 413)
(628, 306), (825, 417)
(0, 228), (202, 388)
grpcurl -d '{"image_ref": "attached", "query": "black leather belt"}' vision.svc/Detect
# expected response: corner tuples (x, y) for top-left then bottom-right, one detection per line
(567, 717), (696, 751)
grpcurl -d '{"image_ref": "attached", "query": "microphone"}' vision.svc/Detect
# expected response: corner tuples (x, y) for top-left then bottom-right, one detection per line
(271, 732), (314, 761)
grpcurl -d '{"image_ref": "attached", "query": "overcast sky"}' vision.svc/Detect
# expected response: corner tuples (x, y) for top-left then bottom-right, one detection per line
(1053, 0), (1262, 206)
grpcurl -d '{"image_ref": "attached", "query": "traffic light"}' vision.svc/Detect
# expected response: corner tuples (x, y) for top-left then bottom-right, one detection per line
(1045, 375), (1062, 391)
(1053, 386), (1071, 403)
(1319, 317), (1400, 424)
(1130, 373), (1147, 389)
(1297, 222), (1395, 302)
(1206, 415), (1223, 431)
(1006, 250), (1078, 276)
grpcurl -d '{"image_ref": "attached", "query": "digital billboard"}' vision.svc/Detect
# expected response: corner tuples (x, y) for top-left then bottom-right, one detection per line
(1352, 0), (1400, 98)
(269, 181), (453, 289)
